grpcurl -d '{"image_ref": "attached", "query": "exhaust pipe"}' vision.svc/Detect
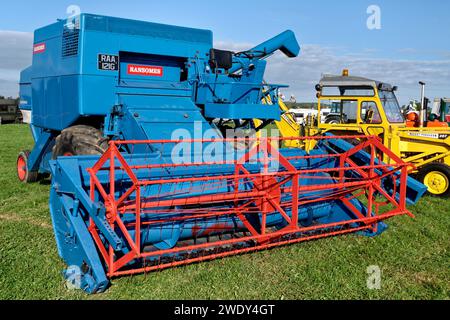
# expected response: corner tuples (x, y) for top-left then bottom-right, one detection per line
(419, 81), (426, 128)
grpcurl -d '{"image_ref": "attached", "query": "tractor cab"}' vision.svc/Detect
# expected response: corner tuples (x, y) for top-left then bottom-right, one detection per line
(303, 70), (450, 197)
(308, 70), (405, 140)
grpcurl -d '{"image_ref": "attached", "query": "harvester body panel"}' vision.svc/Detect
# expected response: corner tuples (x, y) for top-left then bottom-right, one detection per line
(25, 14), (212, 131)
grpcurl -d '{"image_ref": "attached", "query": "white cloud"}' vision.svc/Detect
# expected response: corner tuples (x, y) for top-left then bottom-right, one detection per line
(215, 41), (450, 105)
(0, 31), (33, 97)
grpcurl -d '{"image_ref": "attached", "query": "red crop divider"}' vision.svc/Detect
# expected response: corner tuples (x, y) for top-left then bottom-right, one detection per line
(86, 135), (414, 277)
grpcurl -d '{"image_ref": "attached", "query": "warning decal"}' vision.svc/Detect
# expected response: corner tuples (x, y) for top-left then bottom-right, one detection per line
(127, 64), (163, 77)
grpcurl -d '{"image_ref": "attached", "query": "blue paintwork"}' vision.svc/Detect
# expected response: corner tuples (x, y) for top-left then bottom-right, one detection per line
(228, 30), (300, 74)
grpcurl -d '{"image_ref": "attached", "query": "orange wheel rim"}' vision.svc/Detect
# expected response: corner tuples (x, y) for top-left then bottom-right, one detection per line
(17, 156), (27, 181)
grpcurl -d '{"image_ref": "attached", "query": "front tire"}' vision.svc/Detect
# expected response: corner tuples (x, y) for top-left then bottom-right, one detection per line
(52, 125), (108, 159)
(17, 150), (38, 183)
(417, 163), (450, 197)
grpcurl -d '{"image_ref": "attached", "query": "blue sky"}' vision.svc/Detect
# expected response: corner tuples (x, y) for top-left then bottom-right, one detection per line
(0, 0), (449, 103)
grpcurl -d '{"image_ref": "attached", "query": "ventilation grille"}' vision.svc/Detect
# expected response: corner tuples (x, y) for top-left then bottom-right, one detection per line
(62, 28), (80, 57)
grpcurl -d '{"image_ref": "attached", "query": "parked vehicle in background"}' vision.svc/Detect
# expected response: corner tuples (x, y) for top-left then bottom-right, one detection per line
(265, 71), (450, 197)
(288, 107), (331, 124)
(305, 72), (450, 197)
(0, 98), (21, 124)
(289, 108), (317, 124)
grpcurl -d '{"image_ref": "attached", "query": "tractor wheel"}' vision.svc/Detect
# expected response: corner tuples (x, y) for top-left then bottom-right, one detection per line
(17, 150), (38, 183)
(325, 116), (341, 124)
(52, 125), (109, 159)
(417, 163), (450, 197)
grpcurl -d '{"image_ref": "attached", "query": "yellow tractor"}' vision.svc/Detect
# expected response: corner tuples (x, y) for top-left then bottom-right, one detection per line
(267, 70), (450, 197)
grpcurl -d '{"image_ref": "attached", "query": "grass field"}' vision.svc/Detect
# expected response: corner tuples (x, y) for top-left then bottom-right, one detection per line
(0, 124), (448, 300)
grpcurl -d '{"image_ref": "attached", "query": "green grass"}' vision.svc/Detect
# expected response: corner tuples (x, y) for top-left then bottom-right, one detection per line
(0, 124), (449, 300)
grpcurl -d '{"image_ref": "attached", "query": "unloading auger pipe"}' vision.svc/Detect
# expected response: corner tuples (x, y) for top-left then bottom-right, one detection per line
(229, 30), (301, 74)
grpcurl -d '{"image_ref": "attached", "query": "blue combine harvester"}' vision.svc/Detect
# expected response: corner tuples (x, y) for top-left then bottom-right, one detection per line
(17, 14), (426, 293)
(18, 13), (298, 178)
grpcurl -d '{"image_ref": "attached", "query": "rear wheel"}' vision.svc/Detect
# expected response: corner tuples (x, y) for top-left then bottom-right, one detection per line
(52, 125), (108, 159)
(417, 163), (450, 197)
(17, 150), (38, 183)
(325, 115), (341, 124)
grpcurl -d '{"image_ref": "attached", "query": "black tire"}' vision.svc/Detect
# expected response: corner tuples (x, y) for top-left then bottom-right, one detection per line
(52, 125), (108, 159)
(325, 115), (341, 124)
(417, 163), (450, 197)
(17, 150), (38, 183)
